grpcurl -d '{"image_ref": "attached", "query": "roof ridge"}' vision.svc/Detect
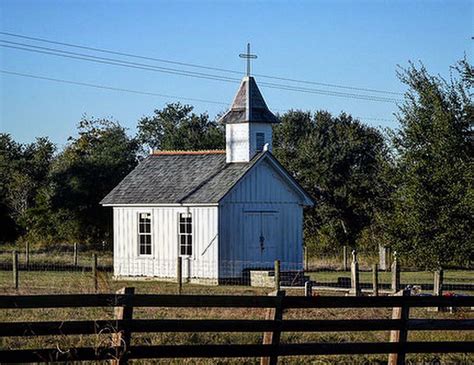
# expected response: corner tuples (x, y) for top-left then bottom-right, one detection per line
(152, 150), (225, 156)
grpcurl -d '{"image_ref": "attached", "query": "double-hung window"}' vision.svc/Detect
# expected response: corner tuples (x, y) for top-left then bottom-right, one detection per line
(138, 213), (152, 255)
(179, 213), (192, 256)
(256, 132), (265, 152)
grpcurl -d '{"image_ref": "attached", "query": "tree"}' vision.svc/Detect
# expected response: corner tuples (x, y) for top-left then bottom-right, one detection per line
(274, 110), (389, 254)
(137, 103), (225, 152)
(0, 134), (56, 244)
(49, 116), (138, 248)
(384, 60), (473, 269)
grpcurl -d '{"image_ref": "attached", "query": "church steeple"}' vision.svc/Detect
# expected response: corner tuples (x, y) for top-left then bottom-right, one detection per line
(220, 45), (279, 163)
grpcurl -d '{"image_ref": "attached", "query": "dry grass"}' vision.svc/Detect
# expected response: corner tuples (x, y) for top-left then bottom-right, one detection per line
(0, 271), (473, 364)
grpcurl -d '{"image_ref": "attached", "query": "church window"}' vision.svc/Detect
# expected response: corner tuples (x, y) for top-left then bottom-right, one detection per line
(138, 213), (152, 255)
(179, 213), (193, 256)
(256, 132), (265, 152)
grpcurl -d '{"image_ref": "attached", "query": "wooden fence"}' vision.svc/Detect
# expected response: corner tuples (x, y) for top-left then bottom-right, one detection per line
(0, 290), (473, 364)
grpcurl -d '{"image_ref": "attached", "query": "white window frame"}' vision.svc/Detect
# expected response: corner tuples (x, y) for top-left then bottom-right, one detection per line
(178, 212), (193, 257)
(256, 132), (265, 152)
(137, 212), (152, 256)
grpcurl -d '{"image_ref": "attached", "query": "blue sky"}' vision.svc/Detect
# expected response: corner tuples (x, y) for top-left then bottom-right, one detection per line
(0, 0), (472, 145)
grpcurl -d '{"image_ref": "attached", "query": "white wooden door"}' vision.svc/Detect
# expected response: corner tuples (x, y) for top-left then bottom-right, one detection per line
(245, 210), (280, 266)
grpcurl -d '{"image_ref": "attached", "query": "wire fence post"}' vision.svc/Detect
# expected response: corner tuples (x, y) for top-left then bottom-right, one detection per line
(304, 280), (312, 297)
(73, 243), (78, 267)
(350, 250), (361, 296)
(386, 247), (392, 272)
(177, 256), (182, 295)
(303, 245), (308, 271)
(274, 260), (280, 291)
(343, 245), (348, 271)
(388, 289), (411, 365)
(391, 252), (400, 293)
(12, 250), (19, 290)
(92, 253), (98, 292)
(433, 269), (444, 312)
(372, 263), (379, 296)
(25, 241), (30, 271)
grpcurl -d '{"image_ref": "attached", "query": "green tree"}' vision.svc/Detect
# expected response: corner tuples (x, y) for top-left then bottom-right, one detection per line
(274, 110), (389, 254)
(49, 117), (138, 248)
(0, 134), (56, 244)
(385, 60), (473, 269)
(137, 102), (225, 151)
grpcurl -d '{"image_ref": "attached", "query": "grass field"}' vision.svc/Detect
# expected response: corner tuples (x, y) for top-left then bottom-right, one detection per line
(0, 270), (473, 364)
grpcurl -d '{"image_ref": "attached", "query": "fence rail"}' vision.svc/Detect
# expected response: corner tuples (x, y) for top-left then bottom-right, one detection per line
(0, 290), (473, 364)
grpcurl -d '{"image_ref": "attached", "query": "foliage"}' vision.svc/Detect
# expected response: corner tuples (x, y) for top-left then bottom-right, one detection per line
(43, 117), (139, 247)
(274, 110), (389, 252)
(0, 134), (55, 243)
(382, 59), (474, 269)
(136, 102), (225, 152)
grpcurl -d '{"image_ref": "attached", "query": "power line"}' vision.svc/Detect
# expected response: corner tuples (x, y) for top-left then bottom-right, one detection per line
(0, 69), (396, 123)
(0, 69), (228, 106)
(0, 40), (402, 103)
(0, 30), (403, 96)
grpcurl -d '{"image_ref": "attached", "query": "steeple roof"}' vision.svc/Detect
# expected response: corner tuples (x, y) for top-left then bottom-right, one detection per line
(219, 76), (279, 124)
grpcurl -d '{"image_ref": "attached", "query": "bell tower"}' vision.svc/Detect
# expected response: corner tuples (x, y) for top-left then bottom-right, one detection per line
(219, 44), (279, 163)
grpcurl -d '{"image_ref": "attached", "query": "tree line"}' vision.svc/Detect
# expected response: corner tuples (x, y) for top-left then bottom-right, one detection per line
(1, 60), (472, 269)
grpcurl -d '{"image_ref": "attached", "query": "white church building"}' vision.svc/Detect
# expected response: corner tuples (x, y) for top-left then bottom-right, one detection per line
(101, 74), (314, 283)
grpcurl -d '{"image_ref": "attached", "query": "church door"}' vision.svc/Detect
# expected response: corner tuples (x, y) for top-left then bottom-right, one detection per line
(244, 210), (280, 267)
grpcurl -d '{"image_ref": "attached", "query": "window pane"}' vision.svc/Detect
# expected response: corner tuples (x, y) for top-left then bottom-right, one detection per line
(256, 133), (265, 152)
(179, 223), (186, 233)
(184, 245), (192, 256)
(145, 245), (151, 255)
(180, 245), (187, 255)
(186, 223), (192, 233)
(180, 235), (187, 246)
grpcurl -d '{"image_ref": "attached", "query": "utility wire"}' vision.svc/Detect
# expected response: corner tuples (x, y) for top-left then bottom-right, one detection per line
(0, 69), (395, 123)
(0, 40), (401, 103)
(0, 69), (228, 106)
(0, 31), (403, 96)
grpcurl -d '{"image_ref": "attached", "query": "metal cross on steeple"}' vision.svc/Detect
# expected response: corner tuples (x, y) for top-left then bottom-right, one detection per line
(239, 43), (257, 76)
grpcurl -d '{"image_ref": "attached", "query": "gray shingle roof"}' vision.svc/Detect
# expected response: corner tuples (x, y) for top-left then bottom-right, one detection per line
(218, 76), (279, 124)
(100, 152), (263, 205)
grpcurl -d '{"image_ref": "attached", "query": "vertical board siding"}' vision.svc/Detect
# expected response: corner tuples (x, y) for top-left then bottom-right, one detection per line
(219, 159), (305, 278)
(113, 206), (218, 279)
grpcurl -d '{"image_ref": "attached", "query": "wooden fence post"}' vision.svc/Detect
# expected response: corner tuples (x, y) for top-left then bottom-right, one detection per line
(386, 247), (392, 272)
(343, 246), (348, 271)
(391, 252), (400, 293)
(274, 260), (280, 291)
(304, 281), (312, 297)
(25, 242), (30, 271)
(12, 250), (18, 290)
(303, 246), (308, 271)
(388, 289), (411, 365)
(350, 250), (361, 296)
(112, 287), (135, 365)
(73, 243), (78, 267)
(92, 253), (98, 292)
(177, 257), (182, 295)
(261, 290), (285, 365)
(433, 269), (444, 312)
(372, 264), (379, 296)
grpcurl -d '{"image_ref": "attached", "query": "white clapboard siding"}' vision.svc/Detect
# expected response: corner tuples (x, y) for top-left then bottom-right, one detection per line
(113, 206), (218, 279)
(219, 159), (305, 278)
